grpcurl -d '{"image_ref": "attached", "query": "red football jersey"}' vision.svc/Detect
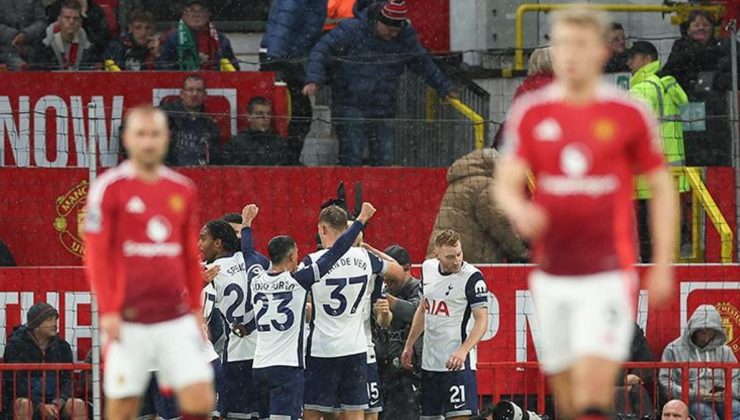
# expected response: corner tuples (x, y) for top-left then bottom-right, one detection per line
(84, 161), (203, 324)
(503, 83), (665, 275)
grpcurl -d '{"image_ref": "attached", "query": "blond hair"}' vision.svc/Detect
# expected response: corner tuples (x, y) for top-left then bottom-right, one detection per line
(527, 47), (553, 76)
(550, 5), (611, 42)
(434, 229), (461, 248)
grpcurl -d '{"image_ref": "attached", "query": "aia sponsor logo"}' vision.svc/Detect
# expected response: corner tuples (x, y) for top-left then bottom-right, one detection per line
(425, 298), (450, 317)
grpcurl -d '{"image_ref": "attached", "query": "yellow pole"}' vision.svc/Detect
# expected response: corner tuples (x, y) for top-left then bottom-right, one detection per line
(448, 98), (486, 150)
(515, 3), (724, 70)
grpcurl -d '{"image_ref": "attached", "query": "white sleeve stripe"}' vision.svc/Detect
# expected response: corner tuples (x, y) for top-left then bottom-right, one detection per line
(470, 302), (488, 310)
(311, 263), (320, 282)
(87, 165), (129, 209)
(379, 260), (389, 276)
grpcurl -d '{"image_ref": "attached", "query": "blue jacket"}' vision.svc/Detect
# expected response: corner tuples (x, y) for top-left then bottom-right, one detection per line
(261, 0), (328, 59)
(305, 12), (454, 117)
(104, 33), (164, 71)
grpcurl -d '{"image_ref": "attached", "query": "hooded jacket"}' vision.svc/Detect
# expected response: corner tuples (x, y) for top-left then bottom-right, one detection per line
(305, 10), (454, 117)
(426, 149), (528, 263)
(34, 23), (97, 70)
(659, 304), (740, 400)
(2, 325), (73, 404)
(630, 60), (689, 198)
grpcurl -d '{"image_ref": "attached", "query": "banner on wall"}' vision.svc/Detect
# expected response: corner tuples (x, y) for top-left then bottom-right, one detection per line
(2, 265), (739, 395)
(0, 72), (288, 168)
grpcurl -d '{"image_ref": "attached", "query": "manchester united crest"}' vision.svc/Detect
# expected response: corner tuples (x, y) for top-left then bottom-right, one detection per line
(716, 301), (740, 355)
(592, 118), (616, 142)
(53, 180), (89, 257)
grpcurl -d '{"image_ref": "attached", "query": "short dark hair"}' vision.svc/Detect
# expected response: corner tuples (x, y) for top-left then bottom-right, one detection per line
(60, 0), (82, 13)
(268, 235), (296, 264)
(205, 220), (240, 253)
(610, 22), (624, 32)
(319, 205), (349, 232)
(129, 9), (155, 25)
(687, 10), (715, 27)
(183, 74), (205, 89)
(221, 213), (242, 224)
(247, 96), (272, 114)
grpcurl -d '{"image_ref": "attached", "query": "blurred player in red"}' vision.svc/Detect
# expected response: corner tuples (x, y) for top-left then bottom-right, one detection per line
(495, 7), (678, 420)
(84, 106), (215, 420)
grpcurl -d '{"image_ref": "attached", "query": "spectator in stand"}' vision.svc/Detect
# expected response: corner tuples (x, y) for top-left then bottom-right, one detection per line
(160, 0), (238, 71)
(0, 239), (16, 266)
(260, 0), (326, 165)
(661, 11), (726, 91)
(628, 41), (689, 262)
(663, 400), (690, 420)
(659, 304), (740, 420)
(614, 323), (656, 419)
(493, 47), (553, 148)
(304, 0), (457, 166)
(365, 244), (422, 419)
(605, 22), (630, 73)
(160, 74), (220, 166)
(2, 303), (87, 420)
(46, 0), (110, 60)
(103, 9), (162, 71)
(33, 0), (98, 70)
(215, 96), (290, 166)
(426, 148), (528, 263)
(0, 0), (46, 70)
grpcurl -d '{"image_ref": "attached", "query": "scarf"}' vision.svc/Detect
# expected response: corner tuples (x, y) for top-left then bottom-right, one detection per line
(176, 19), (221, 70)
(50, 24), (84, 70)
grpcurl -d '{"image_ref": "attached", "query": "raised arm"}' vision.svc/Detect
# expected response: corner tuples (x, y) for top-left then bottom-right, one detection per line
(404, 28), (455, 98)
(304, 21), (356, 94)
(241, 204), (270, 269)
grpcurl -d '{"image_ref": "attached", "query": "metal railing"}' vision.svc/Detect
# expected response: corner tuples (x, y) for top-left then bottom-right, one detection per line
(514, 3), (725, 71)
(673, 167), (734, 263)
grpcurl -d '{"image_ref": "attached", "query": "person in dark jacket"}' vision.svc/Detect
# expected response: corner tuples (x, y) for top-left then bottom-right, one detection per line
(304, 0), (456, 166)
(161, 74), (220, 166)
(260, 0), (327, 165)
(2, 303), (87, 420)
(215, 96), (290, 166)
(103, 9), (162, 71)
(0, 0), (47, 70)
(661, 11), (727, 92)
(32, 0), (98, 70)
(605, 22), (630, 73)
(46, 0), (110, 60)
(365, 244), (422, 419)
(159, 0), (238, 71)
(614, 323), (657, 419)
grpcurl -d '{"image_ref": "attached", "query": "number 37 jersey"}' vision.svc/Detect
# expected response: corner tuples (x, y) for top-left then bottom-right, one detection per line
(304, 247), (388, 358)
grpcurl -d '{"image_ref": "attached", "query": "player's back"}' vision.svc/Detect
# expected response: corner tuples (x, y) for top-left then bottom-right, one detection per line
(249, 267), (309, 368)
(305, 247), (385, 358)
(420, 259), (486, 372)
(503, 83), (665, 275)
(85, 162), (198, 323)
(209, 251), (256, 362)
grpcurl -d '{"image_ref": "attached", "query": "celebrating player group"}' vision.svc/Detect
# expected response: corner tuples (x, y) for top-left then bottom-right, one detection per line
(84, 5), (678, 420)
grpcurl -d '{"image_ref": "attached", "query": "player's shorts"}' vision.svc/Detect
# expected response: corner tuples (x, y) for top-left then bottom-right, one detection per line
(104, 314), (214, 399)
(304, 353), (368, 412)
(138, 374), (178, 420)
(218, 359), (257, 419)
(420, 369), (478, 419)
(366, 362), (383, 414)
(253, 366), (304, 420)
(529, 269), (637, 374)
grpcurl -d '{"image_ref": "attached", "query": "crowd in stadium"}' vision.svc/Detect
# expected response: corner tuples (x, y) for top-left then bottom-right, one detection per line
(1, 0), (740, 420)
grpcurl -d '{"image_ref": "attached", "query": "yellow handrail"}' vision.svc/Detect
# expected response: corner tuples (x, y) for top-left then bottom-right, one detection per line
(673, 167), (734, 263)
(514, 3), (724, 70)
(448, 98), (486, 150)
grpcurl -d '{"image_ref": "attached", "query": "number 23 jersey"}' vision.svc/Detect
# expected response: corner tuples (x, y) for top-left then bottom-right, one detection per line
(304, 247), (388, 358)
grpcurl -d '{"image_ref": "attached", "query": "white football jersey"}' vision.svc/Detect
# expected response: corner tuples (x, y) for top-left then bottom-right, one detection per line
(304, 247), (387, 358)
(201, 284), (220, 362)
(420, 259), (488, 372)
(208, 252), (256, 362)
(249, 266), (312, 369)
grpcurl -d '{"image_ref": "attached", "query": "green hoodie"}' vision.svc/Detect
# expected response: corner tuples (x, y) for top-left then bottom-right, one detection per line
(630, 60), (689, 198)
(658, 304), (740, 401)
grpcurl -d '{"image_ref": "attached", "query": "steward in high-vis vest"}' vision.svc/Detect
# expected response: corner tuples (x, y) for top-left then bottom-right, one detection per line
(627, 41), (689, 198)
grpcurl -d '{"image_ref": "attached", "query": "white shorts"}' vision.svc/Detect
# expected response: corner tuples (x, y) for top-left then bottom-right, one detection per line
(529, 270), (637, 374)
(103, 314), (214, 399)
